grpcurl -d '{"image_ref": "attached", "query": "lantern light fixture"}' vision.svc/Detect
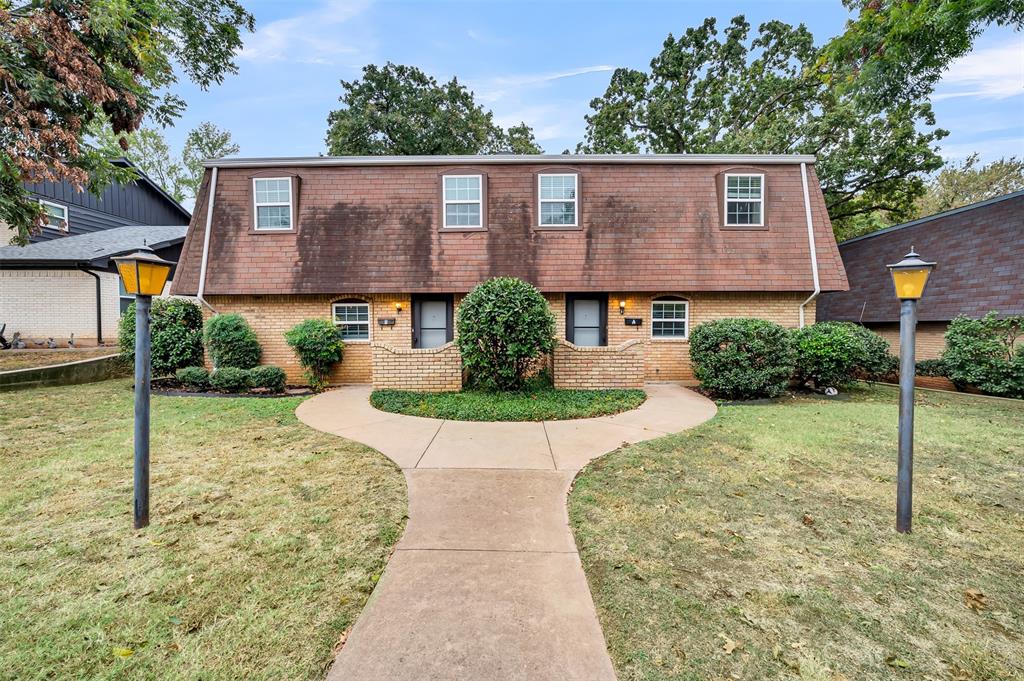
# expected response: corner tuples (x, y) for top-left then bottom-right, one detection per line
(113, 247), (174, 297)
(887, 248), (936, 301)
(619, 299), (626, 315)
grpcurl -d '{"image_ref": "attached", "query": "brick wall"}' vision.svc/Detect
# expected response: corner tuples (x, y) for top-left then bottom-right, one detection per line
(553, 339), (645, 389)
(0, 269), (126, 345)
(371, 342), (462, 392)
(869, 321), (947, 360)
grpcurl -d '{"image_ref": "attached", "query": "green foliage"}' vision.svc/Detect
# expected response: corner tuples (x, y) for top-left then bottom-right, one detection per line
(176, 366), (210, 391)
(916, 359), (948, 377)
(208, 366), (251, 393)
(689, 318), (796, 399)
(204, 313), (262, 369)
(577, 15), (945, 234)
(942, 313), (1024, 397)
(119, 298), (204, 377)
(792, 321), (897, 388)
(325, 62), (542, 155)
(455, 277), (555, 391)
(249, 366), (287, 393)
(843, 322), (899, 379)
(182, 121), (240, 197)
(284, 319), (345, 392)
(915, 153), (1024, 218)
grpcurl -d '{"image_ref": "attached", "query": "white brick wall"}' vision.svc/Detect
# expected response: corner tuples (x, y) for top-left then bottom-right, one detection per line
(1, 269), (125, 345)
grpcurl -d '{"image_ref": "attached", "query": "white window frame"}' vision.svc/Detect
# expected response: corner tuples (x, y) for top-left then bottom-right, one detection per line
(442, 174), (483, 228)
(253, 177), (294, 231)
(537, 173), (578, 227)
(332, 301), (371, 342)
(651, 298), (689, 340)
(723, 173), (765, 227)
(39, 200), (68, 232)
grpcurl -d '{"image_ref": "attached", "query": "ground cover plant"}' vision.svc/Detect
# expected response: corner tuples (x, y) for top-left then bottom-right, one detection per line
(0, 347), (117, 372)
(569, 384), (1024, 680)
(0, 379), (406, 680)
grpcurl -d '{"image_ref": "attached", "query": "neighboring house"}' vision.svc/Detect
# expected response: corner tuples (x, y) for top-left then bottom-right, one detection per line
(171, 154), (848, 390)
(0, 159), (191, 346)
(817, 191), (1024, 359)
(0, 225), (187, 346)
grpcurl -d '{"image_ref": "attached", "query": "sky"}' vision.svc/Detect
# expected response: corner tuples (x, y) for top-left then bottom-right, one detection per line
(165, 0), (1023, 167)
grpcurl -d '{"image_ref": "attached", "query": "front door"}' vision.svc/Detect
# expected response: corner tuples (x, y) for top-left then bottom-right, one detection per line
(413, 295), (454, 348)
(566, 294), (608, 347)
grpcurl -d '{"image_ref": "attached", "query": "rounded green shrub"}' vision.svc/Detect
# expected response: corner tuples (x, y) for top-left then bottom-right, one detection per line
(456, 277), (555, 391)
(942, 313), (1023, 397)
(915, 359), (948, 377)
(842, 322), (898, 379)
(249, 366), (287, 393)
(689, 318), (795, 399)
(119, 298), (204, 376)
(209, 367), (251, 393)
(204, 313), (262, 369)
(176, 366), (210, 391)
(794, 322), (900, 388)
(284, 319), (344, 392)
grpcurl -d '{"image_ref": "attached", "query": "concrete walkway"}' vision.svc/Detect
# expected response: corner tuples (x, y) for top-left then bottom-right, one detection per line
(296, 383), (717, 681)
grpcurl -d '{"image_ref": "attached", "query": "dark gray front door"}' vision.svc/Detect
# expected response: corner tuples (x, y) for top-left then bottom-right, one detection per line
(566, 294), (608, 347)
(413, 295), (454, 348)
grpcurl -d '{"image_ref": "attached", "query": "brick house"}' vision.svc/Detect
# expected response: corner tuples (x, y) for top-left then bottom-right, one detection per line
(817, 191), (1024, 359)
(170, 154), (848, 390)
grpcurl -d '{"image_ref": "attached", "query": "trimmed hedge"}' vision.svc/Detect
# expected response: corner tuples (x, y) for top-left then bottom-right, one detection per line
(119, 298), (204, 376)
(942, 313), (1023, 398)
(689, 318), (795, 399)
(915, 359), (948, 377)
(209, 367), (251, 393)
(793, 321), (895, 389)
(249, 366), (286, 392)
(176, 366), (210, 391)
(204, 313), (262, 369)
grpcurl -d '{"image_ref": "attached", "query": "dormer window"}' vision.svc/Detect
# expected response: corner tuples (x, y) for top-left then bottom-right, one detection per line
(443, 175), (482, 228)
(253, 177), (293, 230)
(724, 174), (764, 227)
(40, 200), (68, 232)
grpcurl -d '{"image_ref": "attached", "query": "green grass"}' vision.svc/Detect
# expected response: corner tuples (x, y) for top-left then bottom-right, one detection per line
(0, 379), (407, 680)
(569, 384), (1024, 680)
(370, 384), (647, 421)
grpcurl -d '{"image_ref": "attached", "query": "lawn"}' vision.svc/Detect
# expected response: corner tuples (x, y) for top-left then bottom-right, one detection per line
(569, 384), (1024, 680)
(0, 347), (118, 372)
(0, 379), (407, 680)
(370, 384), (646, 421)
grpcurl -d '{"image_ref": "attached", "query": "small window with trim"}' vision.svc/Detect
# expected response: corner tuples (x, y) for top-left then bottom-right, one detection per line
(651, 297), (689, 339)
(253, 177), (293, 230)
(333, 300), (370, 341)
(724, 174), (764, 226)
(538, 174), (577, 226)
(40, 200), (68, 232)
(443, 175), (482, 228)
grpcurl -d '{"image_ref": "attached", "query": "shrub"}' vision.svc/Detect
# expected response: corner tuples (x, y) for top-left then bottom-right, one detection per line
(942, 313), (1024, 398)
(792, 322), (865, 389)
(176, 366), (210, 391)
(204, 313), (262, 369)
(456, 277), (556, 391)
(844, 323), (899, 379)
(249, 366), (287, 393)
(284, 319), (345, 392)
(915, 359), (948, 377)
(689, 318), (795, 399)
(119, 298), (204, 376)
(209, 367), (251, 393)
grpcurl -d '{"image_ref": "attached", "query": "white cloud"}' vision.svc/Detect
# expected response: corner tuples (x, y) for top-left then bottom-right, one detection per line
(475, 65), (615, 103)
(240, 0), (374, 65)
(934, 40), (1024, 101)
(938, 136), (1024, 161)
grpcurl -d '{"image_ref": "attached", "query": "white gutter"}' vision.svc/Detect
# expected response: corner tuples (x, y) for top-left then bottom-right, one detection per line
(196, 166), (218, 314)
(798, 162), (820, 328)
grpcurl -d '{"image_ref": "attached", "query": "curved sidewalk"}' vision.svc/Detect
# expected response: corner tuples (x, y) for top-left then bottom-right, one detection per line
(297, 383), (717, 681)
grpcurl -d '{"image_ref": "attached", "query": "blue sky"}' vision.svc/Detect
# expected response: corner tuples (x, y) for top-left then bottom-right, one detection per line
(166, 0), (1023, 165)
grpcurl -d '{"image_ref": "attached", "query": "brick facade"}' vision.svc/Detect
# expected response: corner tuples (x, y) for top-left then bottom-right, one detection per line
(553, 339), (645, 389)
(371, 342), (462, 392)
(868, 321), (947, 361)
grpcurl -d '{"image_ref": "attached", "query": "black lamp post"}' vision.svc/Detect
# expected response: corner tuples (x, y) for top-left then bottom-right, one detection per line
(886, 248), (936, 534)
(113, 247), (174, 529)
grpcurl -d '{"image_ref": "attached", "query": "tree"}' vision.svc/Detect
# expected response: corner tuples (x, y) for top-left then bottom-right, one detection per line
(914, 154), (1024, 217)
(182, 122), (240, 197)
(1, 0), (253, 244)
(577, 16), (945, 233)
(326, 63), (542, 156)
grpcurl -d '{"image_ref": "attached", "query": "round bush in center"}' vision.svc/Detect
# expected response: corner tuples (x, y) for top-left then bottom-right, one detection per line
(456, 277), (555, 391)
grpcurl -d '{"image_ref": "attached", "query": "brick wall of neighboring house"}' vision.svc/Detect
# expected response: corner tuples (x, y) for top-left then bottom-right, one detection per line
(553, 339), (646, 389)
(0, 269), (123, 346)
(371, 342), (462, 392)
(868, 321), (948, 360)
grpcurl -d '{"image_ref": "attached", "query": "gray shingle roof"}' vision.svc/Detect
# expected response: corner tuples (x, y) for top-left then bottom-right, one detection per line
(0, 224), (187, 266)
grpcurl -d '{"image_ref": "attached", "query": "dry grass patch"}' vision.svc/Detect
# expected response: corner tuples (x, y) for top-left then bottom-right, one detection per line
(0, 347), (117, 372)
(0, 379), (406, 680)
(569, 384), (1024, 680)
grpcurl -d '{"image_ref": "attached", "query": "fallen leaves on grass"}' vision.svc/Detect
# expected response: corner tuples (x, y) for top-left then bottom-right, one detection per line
(718, 633), (743, 655)
(963, 588), (988, 611)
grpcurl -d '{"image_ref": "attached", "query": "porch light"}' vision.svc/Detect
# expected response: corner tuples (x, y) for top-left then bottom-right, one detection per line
(887, 248), (935, 300)
(395, 302), (403, 313)
(619, 299), (626, 315)
(113, 248), (174, 297)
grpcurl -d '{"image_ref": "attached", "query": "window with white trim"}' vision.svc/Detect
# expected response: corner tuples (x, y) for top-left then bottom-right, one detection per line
(332, 301), (370, 341)
(40, 200), (68, 232)
(253, 177), (293, 230)
(724, 174), (764, 226)
(651, 298), (689, 338)
(443, 175), (482, 227)
(538, 174), (577, 226)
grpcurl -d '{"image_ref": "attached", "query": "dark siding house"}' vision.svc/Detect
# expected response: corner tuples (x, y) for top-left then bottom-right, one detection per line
(817, 191), (1024, 359)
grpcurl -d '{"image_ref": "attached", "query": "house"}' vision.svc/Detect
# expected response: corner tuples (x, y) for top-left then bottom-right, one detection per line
(0, 159), (191, 345)
(170, 154), (849, 390)
(817, 191), (1024, 360)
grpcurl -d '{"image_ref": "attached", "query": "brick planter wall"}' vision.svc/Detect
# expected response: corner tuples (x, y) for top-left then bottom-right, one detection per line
(372, 342), (462, 392)
(553, 339), (645, 390)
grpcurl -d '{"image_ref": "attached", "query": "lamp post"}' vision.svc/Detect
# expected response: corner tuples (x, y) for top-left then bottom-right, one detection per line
(113, 247), (174, 530)
(886, 248), (936, 534)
